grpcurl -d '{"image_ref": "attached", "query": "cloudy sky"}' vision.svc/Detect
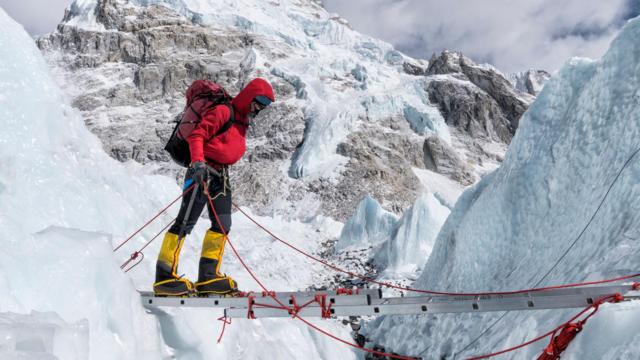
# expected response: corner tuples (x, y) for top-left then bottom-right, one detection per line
(1, 0), (638, 72)
(324, 0), (640, 72)
(0, 0), (72, 35)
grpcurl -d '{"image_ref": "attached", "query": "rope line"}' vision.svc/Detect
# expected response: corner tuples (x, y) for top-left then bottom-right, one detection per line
(535, 146), (640, 287)
(120, 219), (176, 272)
(113, 184), (195, 252)
(232, 204), (640, 297)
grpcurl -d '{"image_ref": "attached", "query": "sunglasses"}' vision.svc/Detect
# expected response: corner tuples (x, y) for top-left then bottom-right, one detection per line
(254, 95), (272, 107)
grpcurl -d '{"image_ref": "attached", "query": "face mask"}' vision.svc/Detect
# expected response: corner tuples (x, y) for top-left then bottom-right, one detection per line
(248, 100), (267, 120)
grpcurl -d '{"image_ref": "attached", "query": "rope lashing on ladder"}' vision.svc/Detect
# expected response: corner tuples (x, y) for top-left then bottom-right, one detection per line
(243, 293), (334, 320)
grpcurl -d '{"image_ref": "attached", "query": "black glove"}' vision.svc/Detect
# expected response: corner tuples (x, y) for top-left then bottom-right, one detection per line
(189, 161), (209, 186)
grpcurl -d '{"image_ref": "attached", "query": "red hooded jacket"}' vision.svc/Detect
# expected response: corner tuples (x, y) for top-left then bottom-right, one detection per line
(187, 78), (275, 166)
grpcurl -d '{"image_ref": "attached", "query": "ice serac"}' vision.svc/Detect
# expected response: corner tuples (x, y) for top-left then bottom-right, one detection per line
(336, 195), (398, 251)
(0, 8), (175, 359)
(370, 17), (640, 359)
(374, 193), (450, 277)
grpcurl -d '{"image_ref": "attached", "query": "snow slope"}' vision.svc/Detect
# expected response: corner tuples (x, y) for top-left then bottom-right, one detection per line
(0, 8), (357, 359)
(370, 16), (640, 360)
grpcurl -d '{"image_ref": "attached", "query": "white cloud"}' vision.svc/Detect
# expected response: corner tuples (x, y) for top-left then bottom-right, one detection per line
(0, 0), (73, 35)
(323, 0), (636, 72)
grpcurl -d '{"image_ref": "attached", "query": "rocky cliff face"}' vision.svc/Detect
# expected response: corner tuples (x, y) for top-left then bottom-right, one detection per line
(425, 51), (533, 143)
(37, 0), (536, 221)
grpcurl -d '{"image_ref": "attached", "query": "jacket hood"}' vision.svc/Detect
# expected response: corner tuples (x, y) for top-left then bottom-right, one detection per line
(232, 78), (275, 118)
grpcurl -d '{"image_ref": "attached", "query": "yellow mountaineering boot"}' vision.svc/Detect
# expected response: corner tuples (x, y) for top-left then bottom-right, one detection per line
(195, 230), (238, 295)
(153, 231), (194, 296)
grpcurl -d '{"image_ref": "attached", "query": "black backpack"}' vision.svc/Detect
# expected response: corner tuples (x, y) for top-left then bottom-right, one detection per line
(164, 80), (235, 167)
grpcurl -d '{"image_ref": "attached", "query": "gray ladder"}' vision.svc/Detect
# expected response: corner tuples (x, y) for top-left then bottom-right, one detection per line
(139, 284), (639, 319)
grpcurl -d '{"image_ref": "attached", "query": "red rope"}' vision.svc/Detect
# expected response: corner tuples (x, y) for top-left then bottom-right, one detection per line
(207, 194), (418, 360)
(467, 294), (623, 360)
(247, 296), (257, 319)
(216, 315), (232, 343)
(315, 294), (333, 319)
(538, 323), (582, 360)
(337, 287), (355, 295)
(232, 203), (640, 297)
(113, 184), (195, 252)
(120, 219), (175, 272)
(120, 251), (144, 272)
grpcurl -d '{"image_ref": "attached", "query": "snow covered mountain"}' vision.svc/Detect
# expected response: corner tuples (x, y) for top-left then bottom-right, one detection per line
(369, 15), (640, 360)
(36, 0), (535, 222)
(4, 0), (611, 358)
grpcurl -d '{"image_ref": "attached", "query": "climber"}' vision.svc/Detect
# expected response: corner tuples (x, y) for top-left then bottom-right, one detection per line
(154, 78), (275, 296)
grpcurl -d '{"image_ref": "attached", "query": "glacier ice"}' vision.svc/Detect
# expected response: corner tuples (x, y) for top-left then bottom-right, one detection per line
(403, 105), (441, 135)
(0, 311), (88, 360)
(0, 8), (175, 359)
(374, 193), (450, 277)
(336, 195), (398, 251)
(369, 16), (640, 359)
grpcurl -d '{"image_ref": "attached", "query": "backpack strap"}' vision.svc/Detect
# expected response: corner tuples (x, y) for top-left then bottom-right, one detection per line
(205, 104), (235, 143)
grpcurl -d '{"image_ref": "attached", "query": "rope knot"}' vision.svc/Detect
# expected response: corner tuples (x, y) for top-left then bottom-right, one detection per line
(612, 293), (624, 303)
(288, 295), (301, 317)
(315, 294), (333, 319)
(632, 282), (640, 291)
(247, 296), (257, 320)
(337, 287), (354, 295)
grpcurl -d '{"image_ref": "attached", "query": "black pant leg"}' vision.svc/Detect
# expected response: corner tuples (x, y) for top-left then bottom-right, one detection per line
(169, 170), (208, 236)
(206, 174), (232, 234)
